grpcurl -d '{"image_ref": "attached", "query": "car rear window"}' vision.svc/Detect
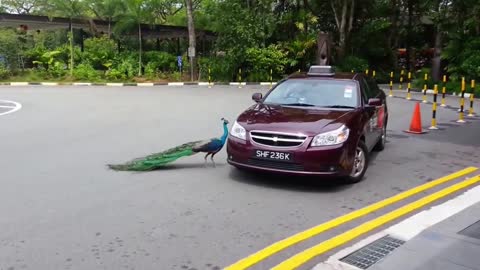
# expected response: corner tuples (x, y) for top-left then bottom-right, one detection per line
(264, 79), (359, 108)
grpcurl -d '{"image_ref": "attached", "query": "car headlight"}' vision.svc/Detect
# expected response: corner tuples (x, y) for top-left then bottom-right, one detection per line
(230, 121), (246, 140)
(311, 125), (349, 146)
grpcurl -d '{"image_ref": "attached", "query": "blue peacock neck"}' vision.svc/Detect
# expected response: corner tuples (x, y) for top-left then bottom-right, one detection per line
(220, 123), (229, 143)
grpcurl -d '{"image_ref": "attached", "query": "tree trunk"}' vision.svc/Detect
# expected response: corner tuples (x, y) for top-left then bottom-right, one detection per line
(406, 0), (413, 71)
(138, 23), (142, 77)
(69, 19), (74, 77)
(108, 18), (111, 38)
(431, 24), (442, 82)
(185, 0), (196, 81)
(388, 0), (399, 68)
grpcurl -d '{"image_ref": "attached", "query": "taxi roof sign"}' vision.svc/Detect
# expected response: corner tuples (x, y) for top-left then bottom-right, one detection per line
(308, 65), (335, 76)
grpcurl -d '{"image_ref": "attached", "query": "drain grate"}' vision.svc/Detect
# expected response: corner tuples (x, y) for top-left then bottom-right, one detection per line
(339, 235), (405, 269)
(458, 219), (480, 240)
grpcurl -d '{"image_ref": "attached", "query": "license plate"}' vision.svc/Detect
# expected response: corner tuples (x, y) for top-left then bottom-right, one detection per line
(254, 150), (293, 162)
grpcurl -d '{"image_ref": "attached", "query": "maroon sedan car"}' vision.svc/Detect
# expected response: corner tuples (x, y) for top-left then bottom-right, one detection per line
(226, 66), (388, 183)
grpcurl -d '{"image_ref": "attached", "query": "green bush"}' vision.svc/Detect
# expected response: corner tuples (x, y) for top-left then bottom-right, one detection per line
(0, 28), (23, 72)
(83, 37), (116, 70)
(0, 65), (10, 80)
(198, 56), (235, 82)
(111, 52), (138, 78)
(244, 45), (287, 82)
(73, 63), (100, 81)
(105, 68), (127, 81)
(337, 55), (369, 73)
(144, 51), (177, 72)
(48, 61), (67, 78)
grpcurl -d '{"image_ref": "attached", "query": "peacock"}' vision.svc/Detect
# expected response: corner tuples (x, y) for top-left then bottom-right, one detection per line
(107, 118), (230, 171)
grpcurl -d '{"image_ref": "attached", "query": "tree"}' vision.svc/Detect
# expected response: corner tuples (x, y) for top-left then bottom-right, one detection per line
(185, 0), (196, 81)
(44, 0), (86, 77)
(86, 0), (120, 38)
(329, 0), (355, 60)
(114, 0), (153, 76)
(2, 0), (44, 14)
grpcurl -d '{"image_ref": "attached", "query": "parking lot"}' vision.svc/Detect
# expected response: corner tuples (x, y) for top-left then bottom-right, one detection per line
(1, 85), (480, 270)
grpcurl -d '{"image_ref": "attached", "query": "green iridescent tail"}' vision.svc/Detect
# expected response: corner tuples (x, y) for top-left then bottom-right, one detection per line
(108, 140), (202, 171)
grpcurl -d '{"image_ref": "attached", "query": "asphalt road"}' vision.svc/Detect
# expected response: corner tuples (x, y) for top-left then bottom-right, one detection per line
(1, 85), (480, 270)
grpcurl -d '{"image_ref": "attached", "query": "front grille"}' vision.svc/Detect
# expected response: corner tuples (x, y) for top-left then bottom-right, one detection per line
(247, 158), (304, 171)
(250, 131), (307, 147)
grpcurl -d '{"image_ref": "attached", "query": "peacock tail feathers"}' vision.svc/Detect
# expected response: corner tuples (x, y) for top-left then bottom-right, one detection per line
(108, 140), (204, 171)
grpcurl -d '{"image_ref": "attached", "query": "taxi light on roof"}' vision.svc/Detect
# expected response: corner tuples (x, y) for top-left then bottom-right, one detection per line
(308, 65), (335, 76)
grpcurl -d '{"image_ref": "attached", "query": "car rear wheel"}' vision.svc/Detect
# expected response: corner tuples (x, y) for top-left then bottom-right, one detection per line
(345, 141), (369, 184)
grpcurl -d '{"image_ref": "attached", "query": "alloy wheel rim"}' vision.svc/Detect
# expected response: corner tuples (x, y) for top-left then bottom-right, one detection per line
(350, 146), (366, 178)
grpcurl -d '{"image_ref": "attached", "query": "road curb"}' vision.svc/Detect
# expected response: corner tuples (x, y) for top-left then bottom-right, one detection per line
(0, 81), (278, 87)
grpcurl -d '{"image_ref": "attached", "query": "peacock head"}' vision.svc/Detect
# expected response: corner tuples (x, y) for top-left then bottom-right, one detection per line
(221, 117), (229, 125)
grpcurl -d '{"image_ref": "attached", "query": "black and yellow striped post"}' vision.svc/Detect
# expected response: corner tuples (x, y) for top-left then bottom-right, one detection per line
(468, 80), (475, 117)
(429, 84), (439, 130)
(457, 77), (466, 123)
(406, 71), (412, 100)
(399, 69), (404, 90)
(365, 69), (369, 76)
(208, 67), (212, 88)
(389, 71), (393, 97)
(422, 73), (428, 103)
(238, 68), (242, 89)
(372, 70), (376, 78)
(351, 69), (354, 74)
(440, 75), (447, 107)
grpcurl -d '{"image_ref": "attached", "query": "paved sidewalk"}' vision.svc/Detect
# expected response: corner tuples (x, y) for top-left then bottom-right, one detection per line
(370, 202), (480, 270)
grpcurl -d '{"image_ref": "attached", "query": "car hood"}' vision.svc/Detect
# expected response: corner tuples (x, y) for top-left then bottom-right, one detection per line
(236, 103), (357, 136)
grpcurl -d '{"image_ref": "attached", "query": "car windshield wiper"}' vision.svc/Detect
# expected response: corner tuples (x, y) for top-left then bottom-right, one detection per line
(280, 103), (316, 107)
(324, 105), (356, 109)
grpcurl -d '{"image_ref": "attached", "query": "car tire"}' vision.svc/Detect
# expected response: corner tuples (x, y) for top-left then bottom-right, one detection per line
(373, 124), (387, 151)
(345, 141), (369, 184)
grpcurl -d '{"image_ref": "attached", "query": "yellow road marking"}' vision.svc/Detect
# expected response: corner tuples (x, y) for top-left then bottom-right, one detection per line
(272, 174), (480, 270)
(224, 167), (477, 270)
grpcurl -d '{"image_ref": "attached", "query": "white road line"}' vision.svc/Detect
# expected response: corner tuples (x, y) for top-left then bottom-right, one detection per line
(137, 83), (154, 87)
(10, 82), (29, 86)
(314, 184), (480, 270)
(106, 83), (124, 87)
(0, 100), (22, 116)
(168, 82), (184, 86)
(0, 105), (15, 108)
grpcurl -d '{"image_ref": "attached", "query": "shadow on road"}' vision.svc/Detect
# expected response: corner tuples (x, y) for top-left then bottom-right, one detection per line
(228, 168), (355, 193)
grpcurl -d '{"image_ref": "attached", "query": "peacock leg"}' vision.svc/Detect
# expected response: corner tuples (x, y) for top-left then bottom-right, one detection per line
(211, 152), (217, 167)
(204, 153), (211, 167)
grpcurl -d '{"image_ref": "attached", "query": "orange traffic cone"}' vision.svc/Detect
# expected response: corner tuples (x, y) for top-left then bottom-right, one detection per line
(404, 102), (427, 134)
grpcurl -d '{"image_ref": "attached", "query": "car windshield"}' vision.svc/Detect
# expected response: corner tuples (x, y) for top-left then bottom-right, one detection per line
(263, 79), (359, 108)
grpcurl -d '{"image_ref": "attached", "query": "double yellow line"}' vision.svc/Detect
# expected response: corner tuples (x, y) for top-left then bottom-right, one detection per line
(225, 167), (479, 270)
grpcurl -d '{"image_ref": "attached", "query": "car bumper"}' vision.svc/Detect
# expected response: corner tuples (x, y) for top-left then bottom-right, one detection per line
(226, 136), (356, 177)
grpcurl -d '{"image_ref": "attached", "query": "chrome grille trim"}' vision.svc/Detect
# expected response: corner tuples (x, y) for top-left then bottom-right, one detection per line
(249, 130), (307, 148)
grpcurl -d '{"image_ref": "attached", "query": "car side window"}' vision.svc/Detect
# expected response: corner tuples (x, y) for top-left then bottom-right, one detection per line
(358, 78), (370, 103)
(361, 77), (376, 99)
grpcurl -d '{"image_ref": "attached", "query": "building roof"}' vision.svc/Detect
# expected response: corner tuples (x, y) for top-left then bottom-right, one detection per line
(0, 12), (216, 40)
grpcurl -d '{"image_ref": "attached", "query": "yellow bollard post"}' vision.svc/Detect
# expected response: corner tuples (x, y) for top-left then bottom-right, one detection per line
(457, 77), (466, 123)
(372, 70), (376, 78)
(389, 71), (393, 97)
(208, 67), (212, 88)
(238, 68), (242, 89)
(399, 69), (404, 90)
(351, 69), (354, 74)
(365, 69), (369, 76)
(440, 75), (447, 107)
(406, 71), (412, 100)
(422, 73), (428, 103)
(429, 84), (439, 130)
(468, 80), (475, 117)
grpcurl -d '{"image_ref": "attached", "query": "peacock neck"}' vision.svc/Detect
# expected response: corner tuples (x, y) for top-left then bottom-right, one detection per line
(220, 123), (229, 143)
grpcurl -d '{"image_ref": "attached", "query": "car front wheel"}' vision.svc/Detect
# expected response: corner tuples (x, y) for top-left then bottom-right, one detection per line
(345, 141), (369, 184)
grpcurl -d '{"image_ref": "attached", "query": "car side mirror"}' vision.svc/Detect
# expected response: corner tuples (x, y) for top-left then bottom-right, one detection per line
(367, 98), (382, 107)
(252, 93), (263, 103)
